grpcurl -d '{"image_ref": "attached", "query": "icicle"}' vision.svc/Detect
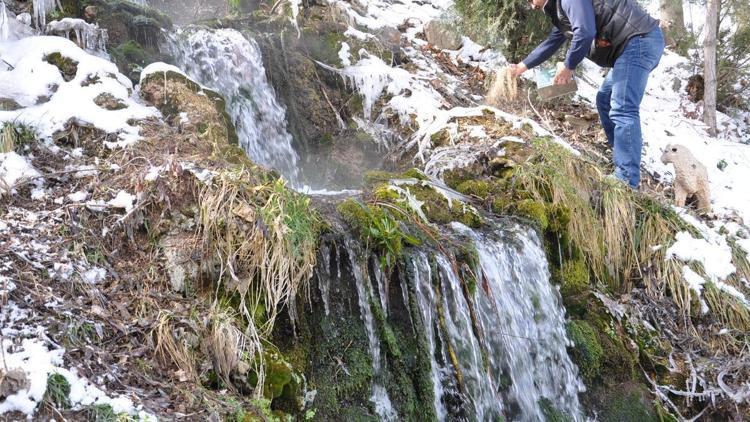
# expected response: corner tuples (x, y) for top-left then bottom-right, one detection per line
(1, 1), (9, 42)
(45, 18), (108, 54)
(32, 0), (59, 30)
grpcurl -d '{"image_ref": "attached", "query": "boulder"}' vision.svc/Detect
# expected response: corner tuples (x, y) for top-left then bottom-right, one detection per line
(424, 20), (462, 50)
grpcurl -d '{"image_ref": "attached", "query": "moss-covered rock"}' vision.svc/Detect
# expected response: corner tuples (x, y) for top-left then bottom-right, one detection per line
(539, 397), (572, 422)
(44, 52), (78, 82)
(566, 320), (603, 383)
(140, 69), (238, 146)
(455, 179), (493, 199)
(93, 92), (127, 110)
(598, 383), (659, 422)
(513, 199), (549, 230)
(556, 259), (589, 298)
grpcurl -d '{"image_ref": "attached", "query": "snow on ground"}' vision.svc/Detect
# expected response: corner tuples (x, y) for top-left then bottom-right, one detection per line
(0, 207), (155, 420)
(0, 36), (156, 148)
(0, 33), (158, 420)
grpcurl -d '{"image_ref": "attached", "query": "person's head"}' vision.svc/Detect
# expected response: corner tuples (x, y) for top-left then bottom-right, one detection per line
(528, 0), (547, 11)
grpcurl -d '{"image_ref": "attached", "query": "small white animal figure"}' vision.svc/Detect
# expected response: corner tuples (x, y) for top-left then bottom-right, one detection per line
(660, 144), (711, 212)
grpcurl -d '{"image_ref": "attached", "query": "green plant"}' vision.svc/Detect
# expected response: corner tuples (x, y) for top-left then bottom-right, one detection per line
(44, 373), (71, 409)
(1, 122), (37, 154)
(337, 199), (420, 271)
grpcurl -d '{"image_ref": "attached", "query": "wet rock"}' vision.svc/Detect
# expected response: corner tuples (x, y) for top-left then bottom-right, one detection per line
(144, 0), (232, 25)
(424, 20), (462, 50)
(84, 5), (98, 21)
(84, 0), (172, 82)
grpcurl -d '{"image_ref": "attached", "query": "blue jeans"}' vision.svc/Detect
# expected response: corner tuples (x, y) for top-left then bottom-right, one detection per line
(596, 27), (665, 188)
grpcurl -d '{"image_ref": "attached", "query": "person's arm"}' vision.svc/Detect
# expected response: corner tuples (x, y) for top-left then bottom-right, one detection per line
(520, 28), (567, 70)
(560, 0), (596, 70)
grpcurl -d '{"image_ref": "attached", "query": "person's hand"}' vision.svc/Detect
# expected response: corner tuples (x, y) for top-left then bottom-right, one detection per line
(554, 66), (574, 85)
(509, 63), (528, 77)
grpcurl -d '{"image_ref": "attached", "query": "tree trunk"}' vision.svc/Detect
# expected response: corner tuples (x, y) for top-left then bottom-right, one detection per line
(659, 0), (687, 49)
(703, 0), (719, 137)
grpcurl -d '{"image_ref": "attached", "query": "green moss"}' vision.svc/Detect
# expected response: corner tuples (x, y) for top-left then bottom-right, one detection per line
(456, 243), (480, 295)
(513, 199), (549, 230)
(44, 52), (78, 82)
(566, 320), (603, 383)
(337, 199), (372, 230)
(538, 397), (572, 422)
(363, 170), (400, 186)
(336, 199), (419, 270)
(112, 40), (149, 66)
(430, 129), (451, 147)
(406, 183), (483, 228)
(372, 185), (402, 202)
(402, 168), (428, 180)
(456, 179), (493, 199)
(490, 197), (509, 214)
(546, 203), (571, 233)
(599, 385), (658, 422)
(371, 300), (402, 358)
(556, 259), (589, 298)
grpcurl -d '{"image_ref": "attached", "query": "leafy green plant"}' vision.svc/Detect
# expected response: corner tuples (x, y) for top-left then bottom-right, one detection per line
(338, 199), (420, 271)
(44, 373), (71, 409)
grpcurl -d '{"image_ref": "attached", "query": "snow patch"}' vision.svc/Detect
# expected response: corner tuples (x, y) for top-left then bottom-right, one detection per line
(0, 36), (156, 147)
(666, 231), (735, 282)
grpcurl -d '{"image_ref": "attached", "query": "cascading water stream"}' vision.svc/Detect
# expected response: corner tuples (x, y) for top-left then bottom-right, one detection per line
(166, 27), (301, 186)
(411, 223), (585, 421)
(346, 238), (398, 421)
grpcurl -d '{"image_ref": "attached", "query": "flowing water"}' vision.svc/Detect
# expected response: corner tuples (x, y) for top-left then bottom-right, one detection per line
(345, 238), (399, 421)
(167, 27), (301, 185)
(411, 223), (585, 421)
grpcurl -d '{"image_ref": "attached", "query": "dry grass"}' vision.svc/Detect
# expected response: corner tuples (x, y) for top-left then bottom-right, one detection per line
(204, 304), (263, 392)
(485, 66), (518, 106)
(153, 311), (197, 382)
(198, 169), (319, 396)
(510, 139), (750, 331)
(1, 123), (15, 153)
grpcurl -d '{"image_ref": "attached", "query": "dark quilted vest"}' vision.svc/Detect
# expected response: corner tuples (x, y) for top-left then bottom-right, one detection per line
(545, 0), (658, 67)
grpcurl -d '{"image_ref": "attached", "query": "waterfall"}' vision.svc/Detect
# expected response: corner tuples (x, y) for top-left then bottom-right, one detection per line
(412, 223), (585, 421)
(346, 239), (398, 421)
(167, 27), (301, 185)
